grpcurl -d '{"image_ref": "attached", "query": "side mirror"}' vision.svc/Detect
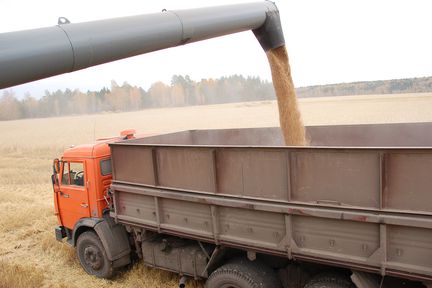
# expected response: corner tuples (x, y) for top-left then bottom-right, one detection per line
(53, 159), (60, 174)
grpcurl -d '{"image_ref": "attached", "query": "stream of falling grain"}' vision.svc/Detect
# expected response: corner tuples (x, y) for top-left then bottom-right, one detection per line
(267, 45), (307, 145)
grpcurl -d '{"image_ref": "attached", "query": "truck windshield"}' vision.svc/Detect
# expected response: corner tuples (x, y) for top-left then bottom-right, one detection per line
(100, 159), (112, 176)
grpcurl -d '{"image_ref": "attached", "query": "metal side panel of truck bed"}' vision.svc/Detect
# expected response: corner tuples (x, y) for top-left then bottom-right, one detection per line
(109, 123), (432, 282)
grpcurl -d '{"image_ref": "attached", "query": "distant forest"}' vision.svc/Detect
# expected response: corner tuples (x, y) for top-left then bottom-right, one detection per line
(1, 75), (432, 121)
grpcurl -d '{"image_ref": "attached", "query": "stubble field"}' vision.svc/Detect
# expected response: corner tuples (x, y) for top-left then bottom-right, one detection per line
(0, 93), (432, 288)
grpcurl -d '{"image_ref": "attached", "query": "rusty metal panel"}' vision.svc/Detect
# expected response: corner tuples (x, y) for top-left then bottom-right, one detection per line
(160, 198), (213, 236)
(116, 191), (156, 225)
(122, 123), (432, 147)
(156, 147), (215, 192)
(292, 215), (380, 259)
(291, 151), (380, 208)
(216, 149), (288, 200)
(128, 127), (284, 146)
(108, 124), (432, 282)
(218, 206), (285, 250)
(384, 153), (432, 213)
(111, 145), (155, 185)
(192, 128), (284, 146)
(387, 225), (432, 272)
(306, 122), (432, 147)
(110, 182), (432, 280)
(133, 130), (193, 145)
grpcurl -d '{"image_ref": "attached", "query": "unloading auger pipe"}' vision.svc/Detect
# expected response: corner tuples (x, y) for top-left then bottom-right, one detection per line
(0, 1), (284, 89)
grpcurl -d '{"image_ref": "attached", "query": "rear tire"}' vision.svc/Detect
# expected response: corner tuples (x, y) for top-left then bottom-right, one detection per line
(76, 231), (114, 278)
(205, 257), (281, 288)
(304, 273), (355, 288)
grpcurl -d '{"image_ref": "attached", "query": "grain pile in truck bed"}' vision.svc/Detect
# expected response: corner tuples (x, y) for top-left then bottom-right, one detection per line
(267, 45), (307, 145)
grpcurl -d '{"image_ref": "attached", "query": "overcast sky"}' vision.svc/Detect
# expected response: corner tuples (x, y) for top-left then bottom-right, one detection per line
(1, 0), (432, 99)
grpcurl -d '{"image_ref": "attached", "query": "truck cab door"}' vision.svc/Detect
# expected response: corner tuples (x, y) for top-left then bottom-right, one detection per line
(52, 159), (62, 224)
(58, 161), (91, 229)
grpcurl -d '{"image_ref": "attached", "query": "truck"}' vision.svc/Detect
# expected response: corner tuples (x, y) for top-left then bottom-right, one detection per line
(1, 2), (431, 288)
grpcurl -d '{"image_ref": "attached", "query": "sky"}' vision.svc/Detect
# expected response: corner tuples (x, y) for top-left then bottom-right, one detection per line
(1, 0), (432, 99)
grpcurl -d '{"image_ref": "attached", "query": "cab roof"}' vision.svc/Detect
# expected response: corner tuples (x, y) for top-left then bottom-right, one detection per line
(62, 137), (118, 159)
(61, 131), (159, 160)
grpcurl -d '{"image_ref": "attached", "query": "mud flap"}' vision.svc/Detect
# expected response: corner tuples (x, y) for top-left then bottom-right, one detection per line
(94, 218), (131, 264)
(351, 271), (380, 288)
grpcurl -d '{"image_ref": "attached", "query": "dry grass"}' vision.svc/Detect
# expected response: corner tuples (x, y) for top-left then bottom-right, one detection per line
(0, 94), (431, 287)
(0, 260), (45, 288)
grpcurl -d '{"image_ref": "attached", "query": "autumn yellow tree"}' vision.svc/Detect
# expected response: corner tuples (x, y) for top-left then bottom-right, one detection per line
(0, 90), (22, 120)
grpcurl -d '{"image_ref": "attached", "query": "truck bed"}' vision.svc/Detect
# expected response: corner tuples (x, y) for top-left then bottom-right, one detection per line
(109, 122), (432, 281)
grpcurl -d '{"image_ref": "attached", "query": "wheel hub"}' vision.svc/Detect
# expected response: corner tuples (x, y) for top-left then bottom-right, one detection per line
(83, 246), (103, 271)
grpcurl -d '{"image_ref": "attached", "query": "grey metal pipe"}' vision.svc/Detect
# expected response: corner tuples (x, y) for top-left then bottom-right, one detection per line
(178, 275), (187, 288)
(0, 1), (284, 89)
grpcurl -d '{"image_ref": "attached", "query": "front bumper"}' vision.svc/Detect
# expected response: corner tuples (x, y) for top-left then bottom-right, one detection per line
(55, 226), (66, 241)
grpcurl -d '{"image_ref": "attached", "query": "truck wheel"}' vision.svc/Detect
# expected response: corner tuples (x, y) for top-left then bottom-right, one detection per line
(76, 231), (114, 278)
(304, 273), (355, 288)
(205, 258), (281, 288)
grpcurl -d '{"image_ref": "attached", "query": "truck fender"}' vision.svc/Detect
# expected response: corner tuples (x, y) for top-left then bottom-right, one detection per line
(72, 217), (103, 246)
(72, 217), (131, 262)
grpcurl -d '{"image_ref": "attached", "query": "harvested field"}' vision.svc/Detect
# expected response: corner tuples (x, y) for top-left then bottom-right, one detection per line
(1, 93), (432, 287)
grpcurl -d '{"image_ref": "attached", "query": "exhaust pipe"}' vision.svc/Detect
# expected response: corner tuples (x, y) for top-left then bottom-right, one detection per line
(179, 275), (187, 288)
(0, 1), (285, 89)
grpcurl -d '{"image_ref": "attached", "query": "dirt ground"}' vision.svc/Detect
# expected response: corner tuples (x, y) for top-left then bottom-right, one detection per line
(0, 93), (431, 288)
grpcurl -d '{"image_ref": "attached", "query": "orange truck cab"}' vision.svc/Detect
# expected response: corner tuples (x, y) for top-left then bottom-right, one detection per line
(51, 130), (136, 276)
(53, 139), (112, 232)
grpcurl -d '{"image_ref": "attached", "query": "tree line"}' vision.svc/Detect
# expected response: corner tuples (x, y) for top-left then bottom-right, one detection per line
(0, 75), (274, 121)
(1, 75), (432, 121)
(296, 76), (432, 97)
